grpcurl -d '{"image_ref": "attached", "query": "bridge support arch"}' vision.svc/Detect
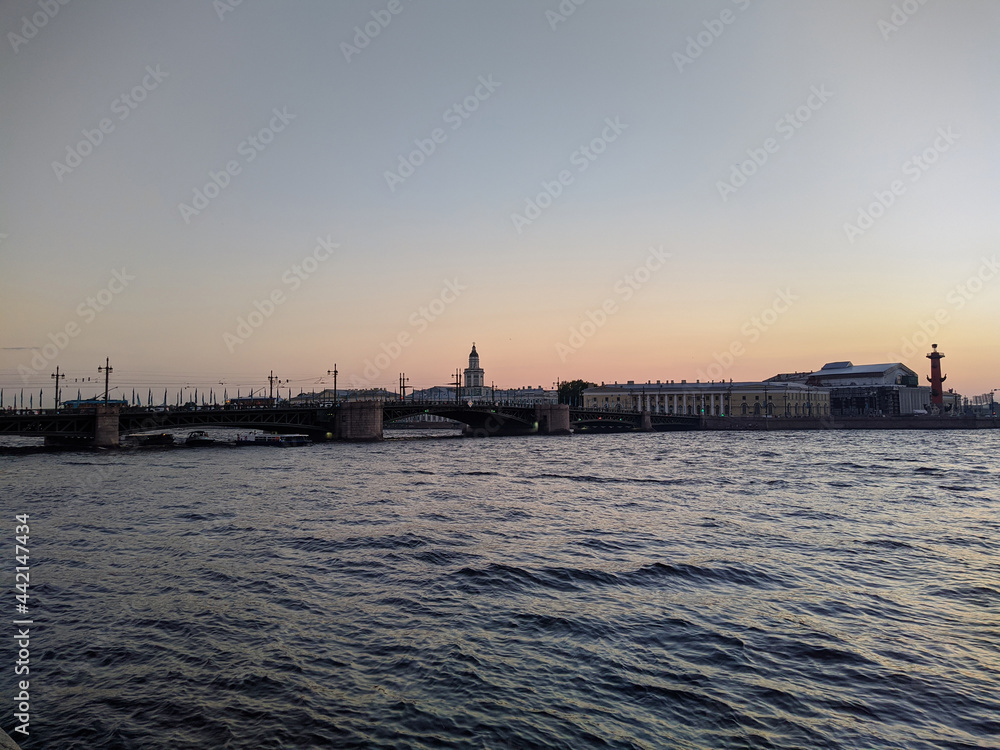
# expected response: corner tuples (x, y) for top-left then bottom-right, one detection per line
(335, 401), (383, 441)
(534, 404), (571, 435)
(94, 404), (121, 447)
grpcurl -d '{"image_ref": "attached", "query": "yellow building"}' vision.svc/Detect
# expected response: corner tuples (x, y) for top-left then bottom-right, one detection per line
(583, 380), (830, 417)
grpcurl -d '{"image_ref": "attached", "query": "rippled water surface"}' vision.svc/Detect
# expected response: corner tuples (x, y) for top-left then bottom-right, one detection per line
(2, 430), (999, 749)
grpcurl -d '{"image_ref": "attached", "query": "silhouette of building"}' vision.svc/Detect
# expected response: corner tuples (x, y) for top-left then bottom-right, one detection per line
(464, 343), (486, 400)
(766, 360), (960, 415)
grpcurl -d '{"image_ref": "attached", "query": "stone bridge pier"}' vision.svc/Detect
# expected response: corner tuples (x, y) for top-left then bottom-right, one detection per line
(334, 401), (383, 441)
(94, 404), (121, 447)
(534, 404), (571, 435)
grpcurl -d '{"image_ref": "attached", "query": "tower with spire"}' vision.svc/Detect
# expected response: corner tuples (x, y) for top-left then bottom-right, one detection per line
(464, 342), (485, 400)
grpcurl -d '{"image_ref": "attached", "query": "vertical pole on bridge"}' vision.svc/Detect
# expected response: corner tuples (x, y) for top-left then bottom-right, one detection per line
(50, 366), (64, 412)
(97, 358), (113, 404)
(328, 365), (338, 404)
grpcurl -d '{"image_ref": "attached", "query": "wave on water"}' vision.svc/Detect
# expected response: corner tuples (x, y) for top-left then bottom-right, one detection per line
(6, 430), (1000, 749)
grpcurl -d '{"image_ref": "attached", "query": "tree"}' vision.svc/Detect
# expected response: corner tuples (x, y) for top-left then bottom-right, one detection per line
(558, 379), (596, 406)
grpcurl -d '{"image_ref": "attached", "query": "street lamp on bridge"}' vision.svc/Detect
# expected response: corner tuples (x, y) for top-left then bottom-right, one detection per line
(97, 358), (113, 404)
(51, 366), (64, 412)
(327, 365), (338, 404)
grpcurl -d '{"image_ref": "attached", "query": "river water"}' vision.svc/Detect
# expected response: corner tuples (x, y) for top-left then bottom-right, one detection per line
(2, 430), (999, 749)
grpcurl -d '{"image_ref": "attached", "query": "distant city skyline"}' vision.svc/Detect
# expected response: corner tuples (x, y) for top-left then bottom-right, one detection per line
(2, 1), (998, 397)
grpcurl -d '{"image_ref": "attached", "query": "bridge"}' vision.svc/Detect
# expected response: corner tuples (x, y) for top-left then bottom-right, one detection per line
(0, 401), (700, 446)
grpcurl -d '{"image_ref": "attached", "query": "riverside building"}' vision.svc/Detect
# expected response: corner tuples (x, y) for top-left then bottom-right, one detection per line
(767, 361), (960, 415)
(583, 380), (830, 417)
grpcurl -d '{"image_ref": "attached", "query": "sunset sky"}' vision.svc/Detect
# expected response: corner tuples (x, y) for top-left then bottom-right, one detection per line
(1, 0), (998, 401)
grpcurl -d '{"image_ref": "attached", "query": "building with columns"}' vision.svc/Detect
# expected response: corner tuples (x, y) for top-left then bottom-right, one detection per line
(583, 380), (830, 417)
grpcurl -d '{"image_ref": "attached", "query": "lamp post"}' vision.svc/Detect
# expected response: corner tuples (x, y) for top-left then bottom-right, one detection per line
(327, 365), (338, 404)
(97, 358), (113, 404)
(51, 366), (64, 412)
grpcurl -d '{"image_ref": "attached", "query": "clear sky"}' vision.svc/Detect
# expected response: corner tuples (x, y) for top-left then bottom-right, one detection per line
(1, 0), (998, 402)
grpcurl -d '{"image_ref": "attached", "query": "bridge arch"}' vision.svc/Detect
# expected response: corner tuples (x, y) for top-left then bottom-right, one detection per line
(382, 404), (538, 437)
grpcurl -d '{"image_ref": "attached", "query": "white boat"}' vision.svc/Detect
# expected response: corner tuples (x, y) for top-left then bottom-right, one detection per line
(236, 432), (310, 447)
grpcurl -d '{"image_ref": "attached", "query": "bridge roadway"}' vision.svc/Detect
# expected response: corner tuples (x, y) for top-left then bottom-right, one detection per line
(0, 401), (700, 445)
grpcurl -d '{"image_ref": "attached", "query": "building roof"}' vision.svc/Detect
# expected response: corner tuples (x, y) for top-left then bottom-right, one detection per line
(810, 363), (914, 378)
(768, 362), (917, 383)
(585, 380), (824, 393)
